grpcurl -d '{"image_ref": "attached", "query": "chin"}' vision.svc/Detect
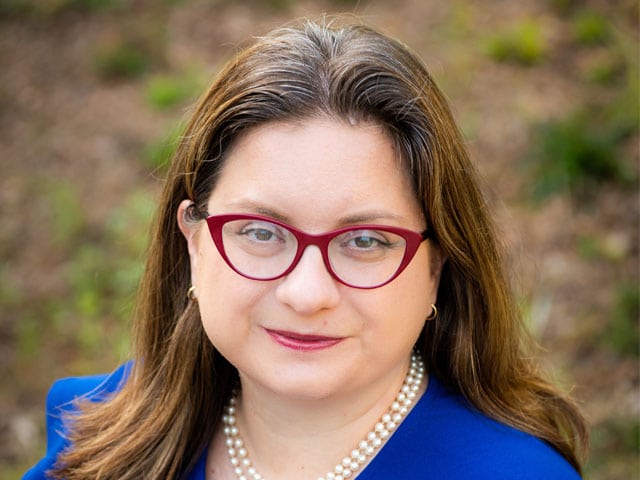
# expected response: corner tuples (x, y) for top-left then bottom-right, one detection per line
(249, 368), (352, 401)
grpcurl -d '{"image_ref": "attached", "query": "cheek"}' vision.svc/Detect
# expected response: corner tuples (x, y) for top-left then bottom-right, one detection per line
(356, 255), (435, 340)
(196, 273), (253, 355)
(190, 227), (237, 296)
(193, 244), (269, 341)
(193, 245), (241, 331)
(397, 248), (439, 310)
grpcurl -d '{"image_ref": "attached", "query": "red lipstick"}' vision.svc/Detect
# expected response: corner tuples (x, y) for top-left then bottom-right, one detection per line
(266, 329), (343, 352)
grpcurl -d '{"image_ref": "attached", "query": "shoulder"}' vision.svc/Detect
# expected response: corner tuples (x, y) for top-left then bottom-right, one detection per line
(22, 363), (132, 480)
(363, 376), (582, 480)
(44, 362), (131, 411)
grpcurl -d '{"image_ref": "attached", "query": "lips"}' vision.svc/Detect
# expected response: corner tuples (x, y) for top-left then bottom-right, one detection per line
(265, 329), (344, 352)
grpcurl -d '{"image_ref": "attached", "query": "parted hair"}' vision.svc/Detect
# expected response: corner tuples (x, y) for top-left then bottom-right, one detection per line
(53, 19), (588, 479)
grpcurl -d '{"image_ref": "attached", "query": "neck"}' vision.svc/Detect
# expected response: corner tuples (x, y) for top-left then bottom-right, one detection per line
(221, 353), (426, 480)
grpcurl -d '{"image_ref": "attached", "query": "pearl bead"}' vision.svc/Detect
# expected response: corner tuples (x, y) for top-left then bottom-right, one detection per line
(222, 353), (425, 480)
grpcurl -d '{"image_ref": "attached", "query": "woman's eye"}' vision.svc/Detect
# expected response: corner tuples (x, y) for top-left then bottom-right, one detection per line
(344, 231), (390, 249)
(238, 222), (285, 243)
(352, 235), (382, 248)
(247, 228), (275, 241)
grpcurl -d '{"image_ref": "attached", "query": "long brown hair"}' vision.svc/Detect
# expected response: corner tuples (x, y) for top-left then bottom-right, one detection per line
(53, 19), (588, 479)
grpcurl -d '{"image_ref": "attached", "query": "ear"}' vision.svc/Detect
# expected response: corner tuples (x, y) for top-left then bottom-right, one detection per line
(177, 199), (202, 279)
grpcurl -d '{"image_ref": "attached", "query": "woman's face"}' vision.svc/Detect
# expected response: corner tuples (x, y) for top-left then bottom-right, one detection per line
(178, 118), (443, 401)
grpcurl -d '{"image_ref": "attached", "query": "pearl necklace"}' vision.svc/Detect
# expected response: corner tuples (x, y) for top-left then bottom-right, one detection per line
(222, 353), (425, 480)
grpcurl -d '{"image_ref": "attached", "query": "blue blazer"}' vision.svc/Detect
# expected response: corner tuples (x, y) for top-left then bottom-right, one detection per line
(24, 364), (581, 479)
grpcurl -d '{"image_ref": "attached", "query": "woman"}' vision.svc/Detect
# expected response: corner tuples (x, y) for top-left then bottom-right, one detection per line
(24, 19), (588, 479)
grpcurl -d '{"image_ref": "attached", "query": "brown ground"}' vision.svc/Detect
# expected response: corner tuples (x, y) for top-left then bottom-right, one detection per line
(0, 0), (638, 478)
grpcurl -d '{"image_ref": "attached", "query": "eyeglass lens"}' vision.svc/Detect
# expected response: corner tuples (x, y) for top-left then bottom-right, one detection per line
(220, 218), (408, 288)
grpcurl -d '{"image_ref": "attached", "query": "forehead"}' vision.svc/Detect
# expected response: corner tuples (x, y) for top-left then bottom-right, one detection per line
(208, 118), (423, 228)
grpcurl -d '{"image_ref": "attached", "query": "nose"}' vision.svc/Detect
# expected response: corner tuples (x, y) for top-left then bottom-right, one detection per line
(274, 245), (341, 315)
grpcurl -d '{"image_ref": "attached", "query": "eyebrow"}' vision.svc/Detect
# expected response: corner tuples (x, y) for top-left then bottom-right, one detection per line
(221, 200), (407, 227)
(223, 201), (290, 223)
(336, 212), (406, 226)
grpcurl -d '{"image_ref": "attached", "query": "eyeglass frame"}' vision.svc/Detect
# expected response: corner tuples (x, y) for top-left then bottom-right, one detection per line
(201, 212), (431, 289)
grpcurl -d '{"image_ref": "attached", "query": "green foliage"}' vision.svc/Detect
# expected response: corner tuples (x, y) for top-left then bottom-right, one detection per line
(527, 111), (631, 200)
(145, 121), (186, 173)
(93, 39), (150, 79)
(610, 53), (639, 136)
(587, 416), (640, 475)
(15, 313), (41, 359)
(526, 46), (637, 201)
(584, 51), (626, 85)
(572, 10), (610, 46)
(518, 292), (553, 339)
(11, 187), (154, 365)
(0, 266), (23, 308)
(106, 191), (155, 256)
(576, 234), (627, 263)
(602, 284), (640, 357)
(250, 0), (359, 11)
(576, 235), (603, 261)
(0, 0), (119, 16)
(547, 0), (579, 16)
(329, 0), (361, 5)
(44, 181), (87, 248)
(62, 0), (119, 10)
(485, 19), (547, 66)
(145, 72), (203, 110)
(63, 192), (154, 328)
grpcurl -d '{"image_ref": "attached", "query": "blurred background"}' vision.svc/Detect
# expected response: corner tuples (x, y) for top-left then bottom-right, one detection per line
(0, 0), (637, 478)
